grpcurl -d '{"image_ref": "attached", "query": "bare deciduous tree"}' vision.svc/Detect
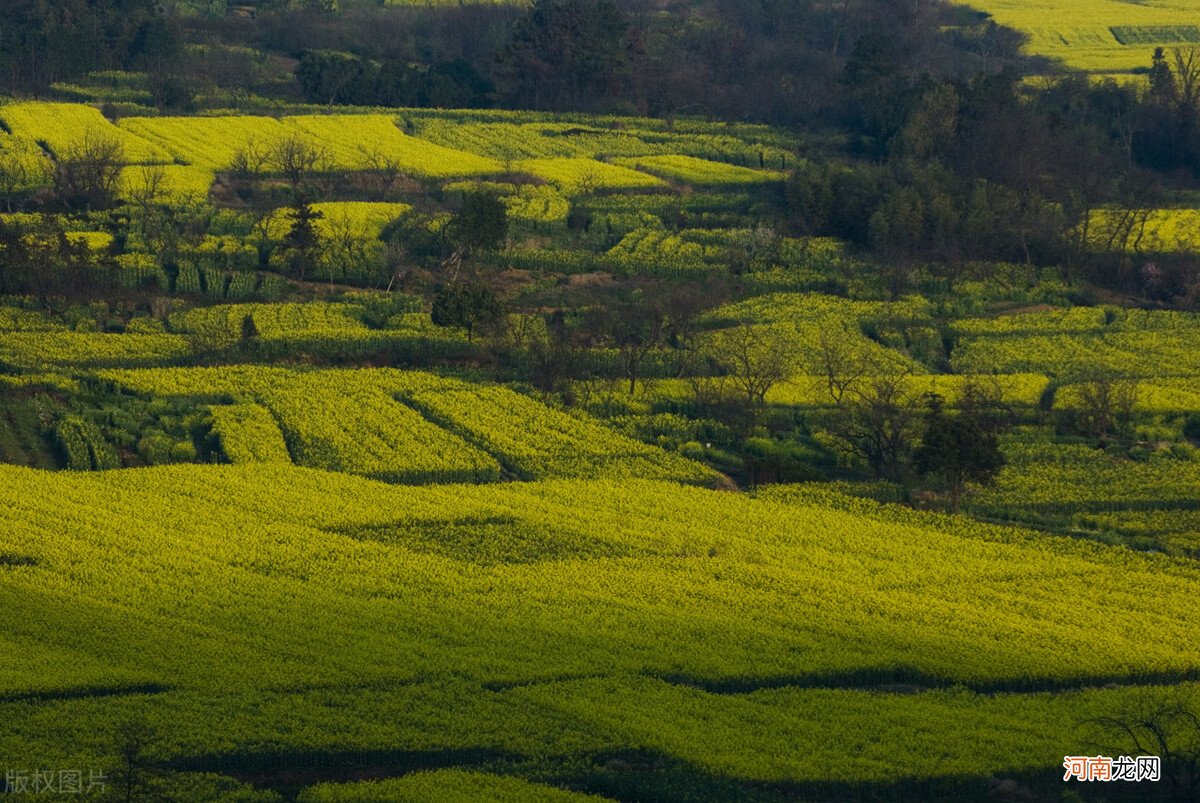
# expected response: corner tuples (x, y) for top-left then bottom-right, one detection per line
(267, 134), (331, 192)
(53, 132), (124, 210)
(357, 144), (403, 200)
(828, 372), (922, 482)
(590, 298), (665, 396)
(705, 323), (791, 407)
(229, 136), (269, 177)
(1073, 372), (1139, 441)
(108, 716), (165, 803)
(1174, 47), (1200, 116)
(126, 164), (167, 212)
(811, 327), (872, 406)
(1083, 693), (1200, 801)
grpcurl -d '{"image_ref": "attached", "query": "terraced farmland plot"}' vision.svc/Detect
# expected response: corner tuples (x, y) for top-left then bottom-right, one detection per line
(410, 117), (795, 167)
(1126, 377), (1200, 412)
(957, 0), (1200, 76)
(0, 102), (170, 163)
(117, 114), (291, 169)
(266, 202), (411, 241)
(1088, 207), (1200, 253)
(968, 431), (1200, 554)
(0, 332), (191, 370)
(98, 367), (715, 485)
(119, 112), (506, 178)
(514, 158), (667, 195)
(119, 164), (215, 202)
(169, 301), (469, 361)
(614, 155), (786, 186)
(170, 302), (376, 355)
(0, 307), (64, 332)
(284, 114), (503, 177)
(397, 382), (724, 485)
(101, 367), (501, 484)
(605, 228), (710, 277)
(208, 403), (292, 465)
(299, 772), (606, 803)
(765, 373), (1051, 407)
(172, 302), (370, 340)
(506, 185), (570, 224)
(951, 306), (1110, 337)
(708, 292), (936, 376)
(2, 465), (1200, 797)
(411, 119), (618, 160)
(951, 308), (1200, 378)
(0, 131), (51, 188)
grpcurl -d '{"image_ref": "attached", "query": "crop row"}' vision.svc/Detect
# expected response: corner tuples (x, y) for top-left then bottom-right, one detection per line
(100, 367), (501, 484)
(208, 403), (292, 465)
(0, 332), (191, 370)
(612, 154), (785, 186)
(398, 381), (722, 485)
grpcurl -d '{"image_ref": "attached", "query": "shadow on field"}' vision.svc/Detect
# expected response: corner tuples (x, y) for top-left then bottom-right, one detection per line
(654, 666), (1200, 696)
(551, 748), (1176, 802)
(171, 747), (1186, 802)
(0, 682), (170, 704)
(167, 747), (521, 798)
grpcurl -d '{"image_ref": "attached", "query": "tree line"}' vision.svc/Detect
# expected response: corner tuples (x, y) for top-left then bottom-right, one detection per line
(786, 47), (1200, 305)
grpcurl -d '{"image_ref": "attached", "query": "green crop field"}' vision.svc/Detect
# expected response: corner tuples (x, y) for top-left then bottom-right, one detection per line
(3, 464), (1200, 799)
(0, 101), (170, 163)
(958, 0), (1200, 77)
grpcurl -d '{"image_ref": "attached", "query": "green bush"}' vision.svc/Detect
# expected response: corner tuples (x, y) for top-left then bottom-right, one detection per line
(170, 440), (198, 463)
(54, 416), (119, 470)
(125, 316), (166, 334)
(137, 431), (176, 466)
(743, 437), (824, 484)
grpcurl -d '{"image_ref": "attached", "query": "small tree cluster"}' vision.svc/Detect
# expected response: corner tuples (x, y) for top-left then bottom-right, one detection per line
(915, 382), (1010, 512)
(431, 280), (504, 342)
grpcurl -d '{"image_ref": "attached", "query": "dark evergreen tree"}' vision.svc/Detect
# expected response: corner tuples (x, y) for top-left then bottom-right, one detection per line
(915, 391), (1007, 512)
(447, 191), (509, 256)
(282, 201), (324, 281)
(431, 280), (504, 342)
